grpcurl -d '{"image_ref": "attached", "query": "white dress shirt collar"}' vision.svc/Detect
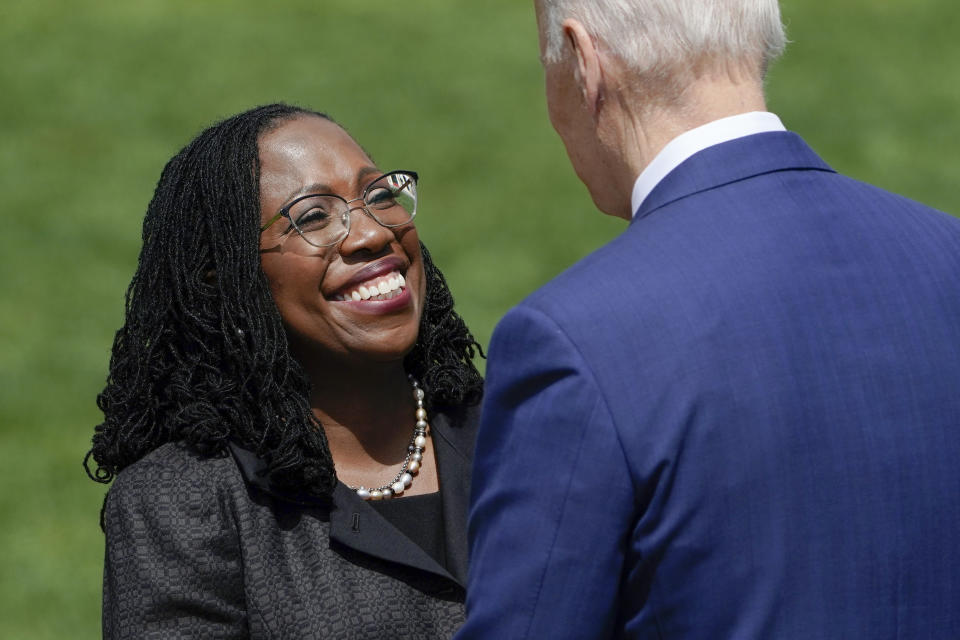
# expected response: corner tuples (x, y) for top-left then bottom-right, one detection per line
(630, 111), (786, 217)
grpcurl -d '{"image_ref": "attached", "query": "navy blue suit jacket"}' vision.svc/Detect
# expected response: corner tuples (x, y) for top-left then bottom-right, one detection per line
(459, 132), (960, 638)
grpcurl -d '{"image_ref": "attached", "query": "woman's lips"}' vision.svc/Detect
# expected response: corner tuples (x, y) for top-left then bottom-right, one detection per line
(331, 270), (406, 302)
(332, 282), (413, 314)
(334, 256), (406, 295)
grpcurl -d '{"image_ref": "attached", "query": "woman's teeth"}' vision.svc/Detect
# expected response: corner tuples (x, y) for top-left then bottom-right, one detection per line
(334, 271), (406, 302)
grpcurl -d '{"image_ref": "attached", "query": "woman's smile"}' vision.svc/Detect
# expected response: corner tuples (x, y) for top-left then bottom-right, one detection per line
(327, 255), (411, 312)
(332, 270), (406, 302)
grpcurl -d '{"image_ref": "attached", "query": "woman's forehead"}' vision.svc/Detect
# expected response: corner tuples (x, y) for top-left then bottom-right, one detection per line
(259, 116), (375, 193)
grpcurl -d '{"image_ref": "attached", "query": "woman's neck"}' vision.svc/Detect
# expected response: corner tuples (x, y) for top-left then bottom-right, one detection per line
(299, 357), (440, 496)
(306, 361), (418, 467)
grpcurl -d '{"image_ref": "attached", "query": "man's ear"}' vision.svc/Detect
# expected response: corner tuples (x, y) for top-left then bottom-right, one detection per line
(561, 18), (604, 117)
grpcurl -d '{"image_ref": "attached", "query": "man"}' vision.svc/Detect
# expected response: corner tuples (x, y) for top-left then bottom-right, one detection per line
(457, 1), (960, 638)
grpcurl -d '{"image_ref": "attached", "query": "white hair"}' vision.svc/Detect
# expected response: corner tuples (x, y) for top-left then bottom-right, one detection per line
(539, 0), (786, 79)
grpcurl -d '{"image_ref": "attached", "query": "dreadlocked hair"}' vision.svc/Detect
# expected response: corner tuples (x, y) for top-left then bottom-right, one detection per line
(84, 103), (483, 503)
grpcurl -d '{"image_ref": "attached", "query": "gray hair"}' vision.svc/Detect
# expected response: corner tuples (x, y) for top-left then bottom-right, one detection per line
(539, 0), (786, 79)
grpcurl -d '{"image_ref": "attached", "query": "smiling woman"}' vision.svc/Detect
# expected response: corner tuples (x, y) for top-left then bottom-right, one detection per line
(257, 117), (427, 372)
(84, 104), (483, 639)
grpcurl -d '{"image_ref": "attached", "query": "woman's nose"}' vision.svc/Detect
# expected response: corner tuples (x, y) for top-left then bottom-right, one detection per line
(337, 206), (395, 256)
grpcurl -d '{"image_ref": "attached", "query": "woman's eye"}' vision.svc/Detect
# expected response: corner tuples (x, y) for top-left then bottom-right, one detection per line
(295, 208), (331, 230)
(366, 188), (397, 208)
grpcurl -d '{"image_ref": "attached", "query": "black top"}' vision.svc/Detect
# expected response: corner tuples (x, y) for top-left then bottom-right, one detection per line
(369, 491), (446, 570)
(101, 404), (479, 639)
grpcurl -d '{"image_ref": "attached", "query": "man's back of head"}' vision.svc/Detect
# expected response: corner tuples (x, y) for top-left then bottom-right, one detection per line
(534, 0), (787, 217)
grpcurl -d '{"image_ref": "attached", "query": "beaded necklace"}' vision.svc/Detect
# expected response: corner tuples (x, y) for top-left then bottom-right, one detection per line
(350, 376), (429, 501)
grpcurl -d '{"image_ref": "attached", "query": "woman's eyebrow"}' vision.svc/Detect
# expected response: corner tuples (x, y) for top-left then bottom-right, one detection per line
(297, 182), (333, 196)
(355, 166), (382, 187)
(294, 168), (381, 198)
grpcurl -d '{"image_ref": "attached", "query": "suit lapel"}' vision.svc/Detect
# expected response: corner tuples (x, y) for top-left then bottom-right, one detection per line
(634, 131), (835, 221)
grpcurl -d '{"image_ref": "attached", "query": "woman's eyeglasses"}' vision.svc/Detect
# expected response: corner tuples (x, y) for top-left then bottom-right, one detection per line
(260, 170), (418, 248)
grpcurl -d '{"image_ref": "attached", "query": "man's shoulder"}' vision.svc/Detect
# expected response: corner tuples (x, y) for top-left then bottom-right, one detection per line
(513, 224), (668, 333)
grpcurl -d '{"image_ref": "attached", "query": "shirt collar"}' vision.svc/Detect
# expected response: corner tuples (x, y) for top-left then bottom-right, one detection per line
(630, 111), (786, 217)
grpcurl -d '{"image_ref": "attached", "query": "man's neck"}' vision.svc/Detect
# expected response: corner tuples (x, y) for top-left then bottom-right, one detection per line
(619, 72), (768, 182)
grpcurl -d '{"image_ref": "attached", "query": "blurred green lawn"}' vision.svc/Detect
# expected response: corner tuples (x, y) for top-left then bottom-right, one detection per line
(1, 0), (957, 637)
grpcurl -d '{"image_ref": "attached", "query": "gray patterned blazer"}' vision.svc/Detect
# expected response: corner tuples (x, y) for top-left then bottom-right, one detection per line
(102, 406), (477, 639)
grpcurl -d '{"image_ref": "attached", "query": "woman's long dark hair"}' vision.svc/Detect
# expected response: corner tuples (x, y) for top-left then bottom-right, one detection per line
(84, 103), (483, 499)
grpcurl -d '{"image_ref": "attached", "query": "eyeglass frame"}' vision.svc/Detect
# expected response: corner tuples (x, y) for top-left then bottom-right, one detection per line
(259, 169), (419, 248)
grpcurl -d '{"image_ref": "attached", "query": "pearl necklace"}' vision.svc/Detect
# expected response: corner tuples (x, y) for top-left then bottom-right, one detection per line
(350, 376), (429, 501)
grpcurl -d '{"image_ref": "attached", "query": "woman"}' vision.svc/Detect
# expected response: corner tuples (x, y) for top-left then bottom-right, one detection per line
(85, 103), (483, 638)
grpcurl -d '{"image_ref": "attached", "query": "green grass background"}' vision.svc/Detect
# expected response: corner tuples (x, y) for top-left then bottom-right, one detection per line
(1, 0), (957, 637)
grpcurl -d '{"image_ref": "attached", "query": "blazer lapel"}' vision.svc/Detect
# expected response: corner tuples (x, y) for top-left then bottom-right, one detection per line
(634, 131), (835, 221)
(431, 407), (477, 587)
(328, 484), (460, 585)
(228, 408), (477, 588)
(329, 407), (477, 588)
